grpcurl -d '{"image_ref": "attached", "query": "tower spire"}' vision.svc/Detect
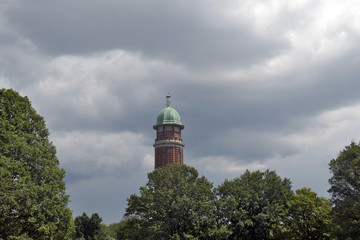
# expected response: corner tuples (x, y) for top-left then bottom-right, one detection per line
(166, 93), (171, 107)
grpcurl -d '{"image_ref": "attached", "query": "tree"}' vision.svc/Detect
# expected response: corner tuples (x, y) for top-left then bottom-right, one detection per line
(74, 213), (104, 240)
(277, 188), (332, 239)
(216, 169), (293, 240)
(74, 213), (90, 239)
(115, 217), (148, 240)
(107, 222), (123, 239)
(328, 141), (360, 239)
(96, 224), (116, 240)
(0, 89), (73, 239)
(125, 164), (224, 239)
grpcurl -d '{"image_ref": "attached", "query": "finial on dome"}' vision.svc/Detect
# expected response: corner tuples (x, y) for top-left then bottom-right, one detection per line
(166, 93), (171, 107)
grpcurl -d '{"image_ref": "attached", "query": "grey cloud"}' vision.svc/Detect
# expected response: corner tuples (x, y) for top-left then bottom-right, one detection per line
(6, 0), (285, 69)
(67, 173), (149, 224)
(27, 52), (183, 133)
(0, 26), (45, 89)
(52, 131), (153, 180)
(172, 49), (360, 161)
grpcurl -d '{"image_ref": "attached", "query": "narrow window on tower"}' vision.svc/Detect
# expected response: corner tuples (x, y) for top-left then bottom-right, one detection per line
(165, 126), (173, 131)
(157, 126), (163, 138)
(174, 126), (180, 132)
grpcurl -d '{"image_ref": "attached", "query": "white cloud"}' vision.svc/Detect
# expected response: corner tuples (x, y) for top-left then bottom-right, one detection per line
(276, 103), (360, 154)
(34, 50), (153, 113)
(219, 0), (360, 82)
(53, 131), (153, 176)
(263, 103), (360, 195)
(24, 49), (190, 132)
(194, 156), (266, 173)
(0, 75), (10, 88)
(142, 153), (155, 170)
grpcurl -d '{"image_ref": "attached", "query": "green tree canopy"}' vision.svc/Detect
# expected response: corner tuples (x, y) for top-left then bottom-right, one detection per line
(125, 164), (224, 240)
(74, 213), (104, 240)
(0, 89), (73, 239)
(329, 141), (360, 239)
(277, 187), (332, 240)
(115, 217), (147, 240)
(216, 169), (293, 240)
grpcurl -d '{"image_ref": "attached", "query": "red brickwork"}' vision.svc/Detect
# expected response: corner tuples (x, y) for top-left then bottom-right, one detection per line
(154, 125), (184, 169)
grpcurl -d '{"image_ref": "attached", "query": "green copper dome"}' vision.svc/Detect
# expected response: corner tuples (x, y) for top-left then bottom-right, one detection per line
(154, 106), (184, 129)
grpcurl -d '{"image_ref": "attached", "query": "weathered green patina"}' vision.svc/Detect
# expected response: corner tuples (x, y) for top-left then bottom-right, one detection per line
(154, 106), (184, 129)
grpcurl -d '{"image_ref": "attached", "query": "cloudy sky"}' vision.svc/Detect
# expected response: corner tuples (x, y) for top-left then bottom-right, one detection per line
(2, 0), (360, 224)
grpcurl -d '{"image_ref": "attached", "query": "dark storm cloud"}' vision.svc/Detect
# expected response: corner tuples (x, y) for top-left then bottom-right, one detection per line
(0, 20), (45, 89)
(5, 0), (285, 68)
(171, 48), (360, 161)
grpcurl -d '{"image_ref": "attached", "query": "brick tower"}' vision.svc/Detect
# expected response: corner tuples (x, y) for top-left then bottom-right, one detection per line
(153, 95), (184, 169)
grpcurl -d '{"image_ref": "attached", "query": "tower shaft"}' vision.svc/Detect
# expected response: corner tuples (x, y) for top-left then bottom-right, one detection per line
(154, 125), (184, 168)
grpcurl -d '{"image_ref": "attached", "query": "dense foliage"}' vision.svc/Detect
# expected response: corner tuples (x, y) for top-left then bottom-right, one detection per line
(125, 164), (226, 239)
(121, 167), (340, 240)
(329, 141), (360, 239)
(74, 212), (115, 240)
(0, 89), (73, 239)
(277, 188), (332, 239)
(216, 170), (292, 239)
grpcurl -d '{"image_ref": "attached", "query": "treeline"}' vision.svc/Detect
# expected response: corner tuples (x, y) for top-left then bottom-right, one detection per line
(76, 149), (360, 240)
(113, 153), (358, 240)
(1, 88), (360, 239)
